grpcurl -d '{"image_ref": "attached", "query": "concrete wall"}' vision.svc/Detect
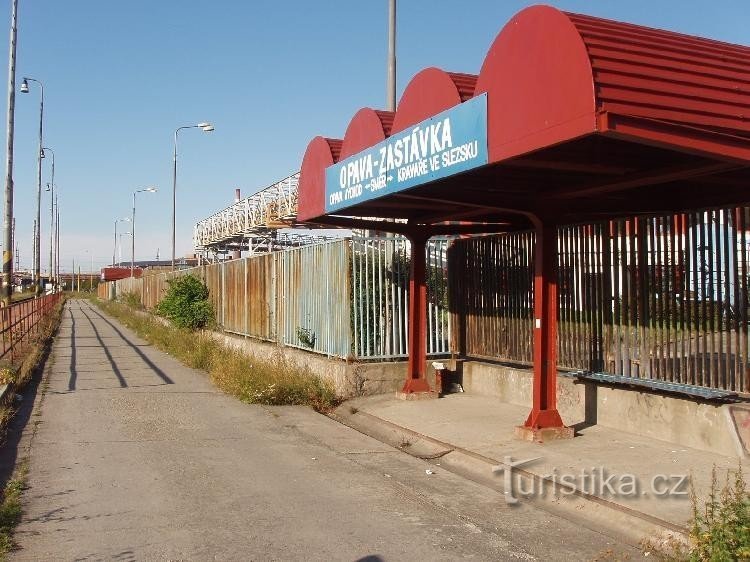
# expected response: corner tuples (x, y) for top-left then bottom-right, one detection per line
(461, 360), (746, 458)
(214, 332), (437, 399)
(147, 306), (746, 457)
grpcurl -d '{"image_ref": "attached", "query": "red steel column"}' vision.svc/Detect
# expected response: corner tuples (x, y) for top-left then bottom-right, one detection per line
(524, 218), (565, 429)
(402, 232), (431, 393)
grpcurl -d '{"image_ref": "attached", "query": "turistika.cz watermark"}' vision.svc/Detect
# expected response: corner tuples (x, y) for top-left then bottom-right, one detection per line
(492, 456), (689, 505)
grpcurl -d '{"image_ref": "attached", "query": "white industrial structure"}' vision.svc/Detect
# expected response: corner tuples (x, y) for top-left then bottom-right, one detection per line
(194, 172), (345, 257)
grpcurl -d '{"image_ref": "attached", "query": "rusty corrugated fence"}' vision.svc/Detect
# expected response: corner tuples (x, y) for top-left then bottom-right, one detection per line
(104, 237), (451, 360)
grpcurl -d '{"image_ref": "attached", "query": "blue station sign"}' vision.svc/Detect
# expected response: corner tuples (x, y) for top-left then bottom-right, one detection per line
(325, 94), (488, 214)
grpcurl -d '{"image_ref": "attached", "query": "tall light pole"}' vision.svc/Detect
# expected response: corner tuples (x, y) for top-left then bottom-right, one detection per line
(2, 0), (19, 306)
(42, 146), (54, 287)
(31, 218), (35, 282)
(20, 76), (43, 295)
(55, 183), (59, 286)
(113, 217), (129, 266)
(131, 187), (156, 277)
(172, 122), (213, 270)
(386, 0), (396, 112)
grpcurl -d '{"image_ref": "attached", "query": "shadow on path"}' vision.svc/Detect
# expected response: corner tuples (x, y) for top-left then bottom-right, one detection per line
(84, 304), (174, 385)
(68, 308), (77, 391)
(78, 307), (127, 388)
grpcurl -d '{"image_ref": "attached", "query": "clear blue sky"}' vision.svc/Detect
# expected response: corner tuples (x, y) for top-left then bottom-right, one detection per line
(5, 0), (749, 272)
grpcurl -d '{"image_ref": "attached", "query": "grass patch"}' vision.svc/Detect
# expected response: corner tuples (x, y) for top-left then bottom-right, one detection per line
(119, 290), (142, 309)
(0, 460), (27, 559)
(93, 298), (338, 412)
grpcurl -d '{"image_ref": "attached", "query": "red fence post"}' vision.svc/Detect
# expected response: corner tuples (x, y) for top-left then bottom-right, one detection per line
(517, 217), (573, 441)
(401, 232), (433, 396)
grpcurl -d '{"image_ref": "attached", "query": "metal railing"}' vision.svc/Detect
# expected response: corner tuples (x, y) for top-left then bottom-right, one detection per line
(0, 292), (62, 361)
(352, 236), (450, 359)
(449, 207), (750, 393)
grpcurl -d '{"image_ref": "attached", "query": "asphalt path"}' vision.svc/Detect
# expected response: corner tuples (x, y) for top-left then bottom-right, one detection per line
(9, 299), (635, 561)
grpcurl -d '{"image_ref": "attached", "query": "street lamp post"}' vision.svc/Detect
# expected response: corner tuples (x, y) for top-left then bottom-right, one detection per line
(113, 217), (129, 267)
(172, 122), (213, 270)
(55, 184), (59, 285)
(42, 146), (54, 288)
(131, 187), (157, 277)
(20, 76), (43, 295)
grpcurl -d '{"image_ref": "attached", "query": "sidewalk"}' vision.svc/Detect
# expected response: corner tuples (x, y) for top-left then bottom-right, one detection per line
(334, 393), (744, 543)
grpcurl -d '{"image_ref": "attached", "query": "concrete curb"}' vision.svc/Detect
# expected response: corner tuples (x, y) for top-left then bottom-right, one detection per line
(332, 403), (689, 548)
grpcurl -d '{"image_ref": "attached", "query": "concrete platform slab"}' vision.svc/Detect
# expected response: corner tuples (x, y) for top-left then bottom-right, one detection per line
(337, 393), (746, 534)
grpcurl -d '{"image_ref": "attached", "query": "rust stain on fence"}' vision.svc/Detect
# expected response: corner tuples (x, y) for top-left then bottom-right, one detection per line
(104, 237), (451, 361)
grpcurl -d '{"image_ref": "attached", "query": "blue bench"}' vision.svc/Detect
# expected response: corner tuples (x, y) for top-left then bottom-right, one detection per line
(567, 370), (739, 402)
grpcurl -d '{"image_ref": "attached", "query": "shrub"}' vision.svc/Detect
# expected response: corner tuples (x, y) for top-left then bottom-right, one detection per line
(155, 274), (214, 330)
(296, 326), (316, 349)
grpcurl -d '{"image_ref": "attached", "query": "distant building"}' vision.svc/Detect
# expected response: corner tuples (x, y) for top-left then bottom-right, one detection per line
(101, 257), (200, 281)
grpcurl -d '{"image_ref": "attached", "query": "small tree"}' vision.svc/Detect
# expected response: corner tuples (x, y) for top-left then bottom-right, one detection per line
(155, 274), (214, 330)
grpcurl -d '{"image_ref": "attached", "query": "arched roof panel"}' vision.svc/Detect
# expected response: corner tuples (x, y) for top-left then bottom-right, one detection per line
(340, 108), (395, 159)
(391, 67), (478, 134)
(297, 136), (342, 222)
(476, 5), (596, 163)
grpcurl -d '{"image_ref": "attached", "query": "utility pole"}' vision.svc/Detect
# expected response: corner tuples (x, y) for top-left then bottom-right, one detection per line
(383, 0), (397, 351)
(43, 147), (54, 289)
(55, 188), (59, 289)
(2, 0), (19, 306)
(386, 0), (396, 112)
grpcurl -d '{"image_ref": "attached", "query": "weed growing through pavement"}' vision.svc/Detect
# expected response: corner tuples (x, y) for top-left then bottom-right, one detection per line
(641, 463), (749, 561)
(689, 463), (750, 561)
(93, 298), (338, 412)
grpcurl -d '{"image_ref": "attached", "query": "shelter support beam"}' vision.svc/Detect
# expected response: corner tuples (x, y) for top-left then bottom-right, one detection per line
(401, 232), (432, 395)
(518, 217), (572, 440)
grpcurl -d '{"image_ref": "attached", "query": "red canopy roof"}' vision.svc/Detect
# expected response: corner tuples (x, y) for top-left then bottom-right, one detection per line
(298, 5), (750, 228)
